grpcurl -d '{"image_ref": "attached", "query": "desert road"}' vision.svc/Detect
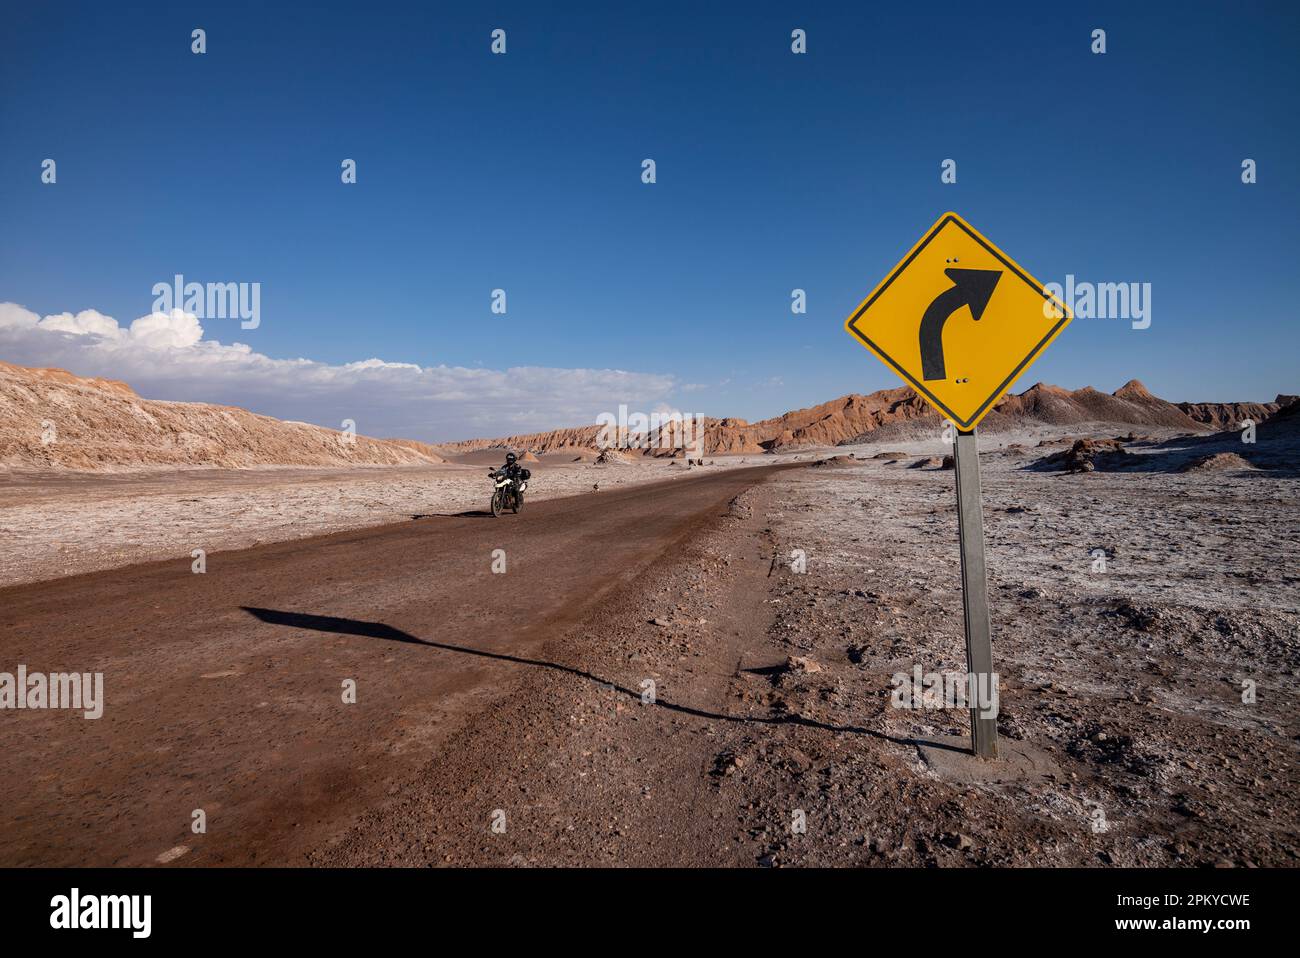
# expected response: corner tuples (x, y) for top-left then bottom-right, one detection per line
(0, 465), (786, 866)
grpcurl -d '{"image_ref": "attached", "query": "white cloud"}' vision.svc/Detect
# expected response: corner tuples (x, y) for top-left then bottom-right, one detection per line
(0, 302), (679, 442)
(0, 303), (41, 330)
(38, 309), (125, 339)
(124, 309), (204, 349)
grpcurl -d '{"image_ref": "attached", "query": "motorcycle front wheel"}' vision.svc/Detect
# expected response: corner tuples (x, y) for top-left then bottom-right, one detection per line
(491, 489), (503, 517)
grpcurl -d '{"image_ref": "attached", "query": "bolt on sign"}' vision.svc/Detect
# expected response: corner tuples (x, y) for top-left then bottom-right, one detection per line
(842, 213), (1072, 759)
(844, 212), (1071, 430)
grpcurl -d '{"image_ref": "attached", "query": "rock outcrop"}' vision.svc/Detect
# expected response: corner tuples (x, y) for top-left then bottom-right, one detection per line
(0, 360), (445, 471)
(1176, 398), (1285, 430)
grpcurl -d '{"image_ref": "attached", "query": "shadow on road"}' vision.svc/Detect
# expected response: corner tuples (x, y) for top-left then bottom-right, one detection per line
(409, 510), (494, 519)
(241, 606), (962, 753)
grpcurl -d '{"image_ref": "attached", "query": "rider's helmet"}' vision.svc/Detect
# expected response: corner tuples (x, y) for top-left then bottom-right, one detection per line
(505, 451), (518, 465)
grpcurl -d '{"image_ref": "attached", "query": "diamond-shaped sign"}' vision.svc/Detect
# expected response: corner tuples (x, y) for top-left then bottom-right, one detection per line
(844, 212), (1072, 430)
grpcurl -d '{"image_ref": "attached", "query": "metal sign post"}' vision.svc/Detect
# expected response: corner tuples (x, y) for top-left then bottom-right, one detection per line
(953, 428), (997, 758)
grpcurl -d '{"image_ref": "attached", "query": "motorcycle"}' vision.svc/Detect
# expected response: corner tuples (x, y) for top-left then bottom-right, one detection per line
(488, 468), (529, 517)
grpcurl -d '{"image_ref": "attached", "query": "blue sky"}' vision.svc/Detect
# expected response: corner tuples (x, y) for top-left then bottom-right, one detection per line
(2, 1), (1297, 441)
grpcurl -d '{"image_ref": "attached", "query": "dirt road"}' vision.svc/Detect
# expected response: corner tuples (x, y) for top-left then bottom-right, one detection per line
(0, 465), (784, 866)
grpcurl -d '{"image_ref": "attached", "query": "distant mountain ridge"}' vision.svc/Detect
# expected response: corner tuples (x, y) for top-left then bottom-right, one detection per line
(0, 360), (1289, 470)
(439, 380), (1295, 457)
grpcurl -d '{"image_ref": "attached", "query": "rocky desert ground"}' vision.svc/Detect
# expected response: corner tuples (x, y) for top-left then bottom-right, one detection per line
(312, 424), (1300, 867)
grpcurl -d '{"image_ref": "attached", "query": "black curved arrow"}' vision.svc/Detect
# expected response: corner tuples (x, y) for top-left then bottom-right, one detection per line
(919, 268), (1002, 381)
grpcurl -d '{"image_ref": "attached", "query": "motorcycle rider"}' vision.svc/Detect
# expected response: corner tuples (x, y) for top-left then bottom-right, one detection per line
(489, 451), (527, 504)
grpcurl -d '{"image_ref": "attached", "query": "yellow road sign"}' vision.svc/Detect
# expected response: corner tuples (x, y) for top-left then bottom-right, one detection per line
(844, 212), (1071, 430)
